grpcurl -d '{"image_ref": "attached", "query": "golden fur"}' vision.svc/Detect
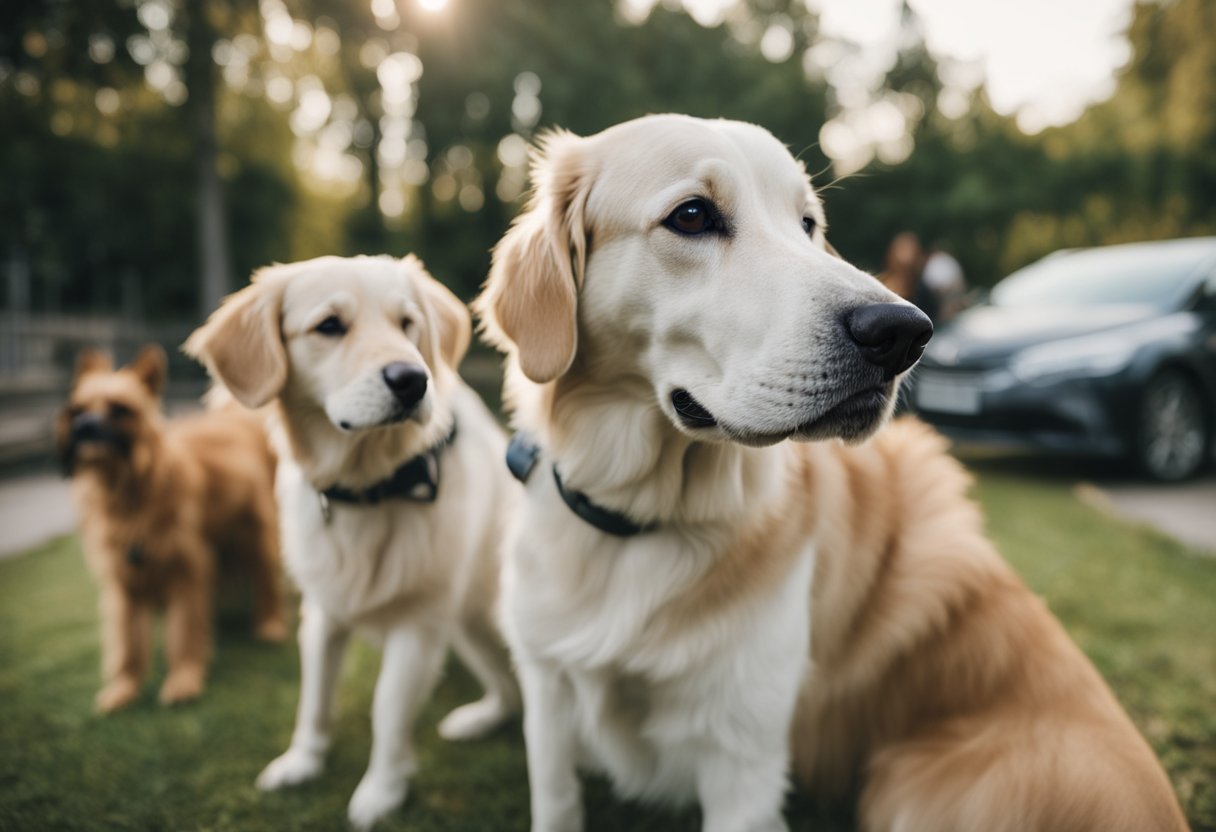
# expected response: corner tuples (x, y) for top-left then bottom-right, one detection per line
(58, 345), (285, 713)
(478, 131), (591, 384)
(476, 115), (1189, 832)
(790, 419), (1188, 831)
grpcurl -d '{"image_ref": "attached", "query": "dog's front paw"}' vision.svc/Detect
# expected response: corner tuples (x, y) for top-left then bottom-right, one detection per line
(159, 667), (205, 705)
(256, 748), (326, 791)
(438, 695), (514, 741)
(95, 676), (141, 713)
(347, 774), (409, 830)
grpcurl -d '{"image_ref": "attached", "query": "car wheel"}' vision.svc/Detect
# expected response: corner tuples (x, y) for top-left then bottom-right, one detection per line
(1136, 368), (1210, 481)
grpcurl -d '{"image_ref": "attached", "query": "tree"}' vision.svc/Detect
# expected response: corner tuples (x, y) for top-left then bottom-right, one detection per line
(183, 0), (233, 315)
(1, 0), (297, 319)
(6, 0), (1213, 320)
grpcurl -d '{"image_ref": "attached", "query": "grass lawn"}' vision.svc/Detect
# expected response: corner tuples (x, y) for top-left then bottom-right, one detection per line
(1, 465), (1213, 831)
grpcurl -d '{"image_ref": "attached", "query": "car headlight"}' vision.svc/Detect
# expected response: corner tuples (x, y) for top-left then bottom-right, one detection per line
(1010, 335), (1138, 384)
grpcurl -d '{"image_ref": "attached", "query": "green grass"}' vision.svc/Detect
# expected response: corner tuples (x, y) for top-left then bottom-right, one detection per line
(1, 465), (1213, 831)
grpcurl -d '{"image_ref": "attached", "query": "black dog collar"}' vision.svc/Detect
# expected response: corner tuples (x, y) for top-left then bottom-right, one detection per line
(505, 432), (658, 538)
(318, 421), (457, 522)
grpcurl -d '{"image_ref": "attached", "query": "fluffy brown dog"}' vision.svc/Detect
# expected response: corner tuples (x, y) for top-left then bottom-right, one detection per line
(57, 345), (286, 713)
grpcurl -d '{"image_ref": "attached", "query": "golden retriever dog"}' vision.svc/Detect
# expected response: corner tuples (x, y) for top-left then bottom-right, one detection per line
(186, 255), (519, 829)
(57, 344), (286, 713)
(476, 115), (1188, 832)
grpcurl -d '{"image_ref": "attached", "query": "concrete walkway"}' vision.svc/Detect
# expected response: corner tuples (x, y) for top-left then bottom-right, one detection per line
(0, 471), (75, 558)
(1080, 475), (1216, 555)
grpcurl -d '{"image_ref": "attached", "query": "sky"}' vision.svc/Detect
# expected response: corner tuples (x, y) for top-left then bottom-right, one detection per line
(651, 0), (1139, 171)
(810, 0), (1135, 134)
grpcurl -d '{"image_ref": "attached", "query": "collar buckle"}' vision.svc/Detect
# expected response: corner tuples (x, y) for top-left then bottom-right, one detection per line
(506, 432), (541, 483)
(506, 431), (658, 538)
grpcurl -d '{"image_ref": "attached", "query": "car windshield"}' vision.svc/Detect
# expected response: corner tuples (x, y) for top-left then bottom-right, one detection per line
(990, 240), (1215, 310)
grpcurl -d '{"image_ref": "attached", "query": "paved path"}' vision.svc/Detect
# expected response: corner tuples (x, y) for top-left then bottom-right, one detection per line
(0, 472), (75, 558)
(1086, 475), (1216, 555)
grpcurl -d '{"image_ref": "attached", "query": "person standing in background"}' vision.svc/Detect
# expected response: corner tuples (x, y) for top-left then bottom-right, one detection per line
(923, 243), (968, 323)
(878, 232), (939, 322)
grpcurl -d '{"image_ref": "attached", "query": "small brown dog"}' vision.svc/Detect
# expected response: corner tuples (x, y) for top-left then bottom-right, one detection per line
(57, 344), (286, 712)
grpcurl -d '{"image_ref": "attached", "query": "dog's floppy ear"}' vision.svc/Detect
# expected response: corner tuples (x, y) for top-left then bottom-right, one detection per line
(408, 257), (472, 371)
(475, 130), (593, 383)
(184, 270), (287, 408)
(127, 344), (167, 397)
(74, 348), (112, 383)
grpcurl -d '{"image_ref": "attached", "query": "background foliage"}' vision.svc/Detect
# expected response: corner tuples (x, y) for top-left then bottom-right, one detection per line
(2, 0), (1214, 319)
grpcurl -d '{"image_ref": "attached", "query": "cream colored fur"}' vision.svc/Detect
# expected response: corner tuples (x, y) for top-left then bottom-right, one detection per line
(476, 115), (1188, 832)
(187, 255), (519, 830)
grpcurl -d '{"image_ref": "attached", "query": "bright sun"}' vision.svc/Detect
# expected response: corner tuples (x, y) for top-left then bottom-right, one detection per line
(418, 0), (448, 11)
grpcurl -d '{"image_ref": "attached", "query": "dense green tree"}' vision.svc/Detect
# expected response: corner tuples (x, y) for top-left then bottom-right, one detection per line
(397, 0), (832, 297)
(1002, 0), (1216, 268)
(0, 0), (296, 319)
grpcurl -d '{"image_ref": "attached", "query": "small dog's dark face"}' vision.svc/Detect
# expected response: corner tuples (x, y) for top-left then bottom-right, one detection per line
(57, 346), (167, 476)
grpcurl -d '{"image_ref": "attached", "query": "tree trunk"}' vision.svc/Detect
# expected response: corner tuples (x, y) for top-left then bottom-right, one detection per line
(4, 242), (30, 375)
(184, 0), (231, 316)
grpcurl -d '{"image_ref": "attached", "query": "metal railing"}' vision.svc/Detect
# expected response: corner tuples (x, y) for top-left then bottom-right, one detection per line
(0, 315), (207, 466)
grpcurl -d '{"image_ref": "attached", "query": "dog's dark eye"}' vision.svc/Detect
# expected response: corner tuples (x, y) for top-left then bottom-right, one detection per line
(802, 216), (817, 236)
(401, 317), (413, 333)
(108, 403), (132, 420)
(315, 316), (347, 337)
(664, 199), (716, 236)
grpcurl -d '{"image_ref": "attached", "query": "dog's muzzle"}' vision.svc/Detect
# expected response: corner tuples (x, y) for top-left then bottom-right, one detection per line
(70, 412), (107, 442)
(845, 303), (933, 379)
(672, 388), (717, 429)
(382, 362), (429, 409)
(71, 413), (131, 450)
(60, 412), (131, 474)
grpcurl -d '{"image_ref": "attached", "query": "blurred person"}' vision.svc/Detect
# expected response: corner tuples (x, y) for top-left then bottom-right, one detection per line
(878, 231), (940, 322)
(923, 242), (968, 322)
(56, 345), (286, 713)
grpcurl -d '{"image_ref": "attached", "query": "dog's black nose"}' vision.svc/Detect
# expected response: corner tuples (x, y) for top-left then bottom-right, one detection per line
(70, 412), (104, 439)
(846, 303), (933, 377)
(381, 362), (428, 407)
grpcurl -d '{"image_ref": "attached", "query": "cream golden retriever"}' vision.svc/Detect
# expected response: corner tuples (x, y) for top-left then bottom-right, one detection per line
(476, 115), (1188, 832)
(187, 255), (518, 829)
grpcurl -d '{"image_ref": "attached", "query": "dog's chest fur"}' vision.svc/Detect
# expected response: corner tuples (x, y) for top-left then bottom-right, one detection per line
(503, 462), (817, 804)
(276, 390), (504, 630)
(73, 462), (204, 585)
(277, 471), (447, 626)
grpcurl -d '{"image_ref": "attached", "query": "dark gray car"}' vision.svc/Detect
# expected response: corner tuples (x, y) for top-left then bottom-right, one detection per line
(911, 237), (1216, 481)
